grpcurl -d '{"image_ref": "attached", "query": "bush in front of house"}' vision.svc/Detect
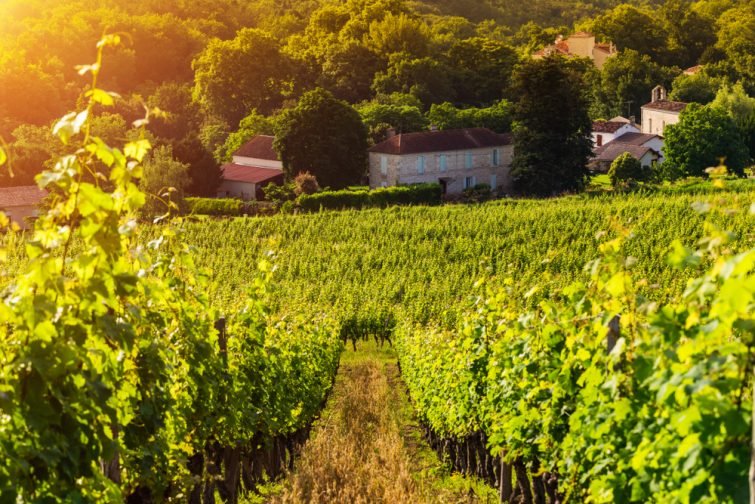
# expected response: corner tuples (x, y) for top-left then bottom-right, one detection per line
(609, 153), (646, 187)
(185, 197), (245, 216)
(462, 183), (493, 202)
(297, 183), (442, 212)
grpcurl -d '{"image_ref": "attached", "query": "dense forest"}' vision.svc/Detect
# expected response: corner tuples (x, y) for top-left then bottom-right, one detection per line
(0, 0), (752, 193)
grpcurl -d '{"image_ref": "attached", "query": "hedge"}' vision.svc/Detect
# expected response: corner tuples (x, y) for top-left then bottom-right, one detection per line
(297, 183), (442, 212)
(185, 197), (245, 216)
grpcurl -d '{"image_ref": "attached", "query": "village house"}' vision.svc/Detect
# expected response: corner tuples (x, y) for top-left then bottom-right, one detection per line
(591, 116), (640, 148)
(533, 32), (616, 69)
(368, 128), (513, 195)
(0, 185), (46, 230)
(590, 131), (664, 172)
(641, 86), (687, 136)
(216, 135), (284, 201)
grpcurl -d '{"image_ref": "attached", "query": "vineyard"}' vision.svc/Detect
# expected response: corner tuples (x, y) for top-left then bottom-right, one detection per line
(1, 40), (755, 504)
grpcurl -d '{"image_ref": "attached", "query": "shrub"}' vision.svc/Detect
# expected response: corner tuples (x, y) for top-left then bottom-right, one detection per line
(185, 197), (244, 216)
(297, 183), (442, 212)
(294, 171), (320, 196)
(608, 152), (644, 187)
(462, 183), (493, 202)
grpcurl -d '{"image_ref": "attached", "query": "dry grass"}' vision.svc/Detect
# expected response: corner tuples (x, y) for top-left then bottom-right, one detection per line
(271, 360), (418, 503)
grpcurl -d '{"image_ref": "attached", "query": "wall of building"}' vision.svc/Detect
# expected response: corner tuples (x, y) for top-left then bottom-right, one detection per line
(641, 108), (680, 136)
(369, 145), (514, 194)
(217, 180), (257, 201)
(232, 155), (282, 170)
(566, 36), (594, 58)
(2, 205), (39, 230)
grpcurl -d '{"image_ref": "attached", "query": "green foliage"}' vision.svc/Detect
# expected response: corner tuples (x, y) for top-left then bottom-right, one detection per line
(585, 5), (667, 62)
(397, 213), (755, 503)
(192, 28), (295, 127)
(711, 82), (755, 161)
(274, 88), (368, 189)
(357, 101), (428, 144)
(426, 100), (512, 133)
(297, 183), (442, 211)
(185, 196), (244, 216)
(0, 38), (340, 502)
(608, 151), (645, 187)
(663, 103), (750, 176)
(510, 56), (593, 196)
(669, 71), (724, 104)
(139, 145), (190, 216)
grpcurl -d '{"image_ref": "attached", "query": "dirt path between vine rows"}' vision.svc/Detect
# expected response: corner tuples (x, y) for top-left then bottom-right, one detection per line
(262, 342), (498, 504)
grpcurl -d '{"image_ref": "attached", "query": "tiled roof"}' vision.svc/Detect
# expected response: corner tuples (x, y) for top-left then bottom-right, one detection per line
(594, 43), (613, 53)
(684, 65), (703, 75)
(641, 100), (687, 113)
(0, 185), (46, 208)
(369, 128), (512, 155)
(592, 121), (628, 133)
(221, 164), (283, 184)
(232, 135), (279, 161)
(612, 132), (662, 145)
(593, 143), (658, 162)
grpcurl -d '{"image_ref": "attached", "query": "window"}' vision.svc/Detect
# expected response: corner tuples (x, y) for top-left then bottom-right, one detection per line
(416, 155), (425, 174)
(490, 174), (497, 189)
(492, 148), (500, 166)
(596, 134), (603, 147)
(465, 152), (473, 169)
(439, 154), (447, 172)
(648, 118), (652, 133)
(380, 155), (388, 176)
(464, 176), (475, 189)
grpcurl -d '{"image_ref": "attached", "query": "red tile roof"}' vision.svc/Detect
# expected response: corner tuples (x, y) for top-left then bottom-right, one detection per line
(642, 100), (687, 113)
(369, 128), (512, 155)
(221, 164), (283, 184)
(0, 185), (46, 207)
(232, 135), (279, 161)
(592, 121), (629, 133)
(612, 132), (662, 145)
(684, 65), (703, 75)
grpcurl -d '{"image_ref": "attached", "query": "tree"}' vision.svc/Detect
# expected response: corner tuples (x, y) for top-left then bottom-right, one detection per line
(274, 88), (368, 189)
(426, 100), (512, 133)
(192, 28), (295, 127)
(139, 145), (190, 215)
(661, 0), (717, 68)
(663, 103), (749, 176)
(608, 152), (644, 187)
(510, 56), (593, 196)
(596, 50), (679, 119)
(371, 54), (456, 107)
(586, 5), (667, 62)
(715, 6), (755, 87)
(669, 71), (723, 104)
(448, 37), (520, 104)
(710, 83), (755, 162)
(357, 101), (427, 144)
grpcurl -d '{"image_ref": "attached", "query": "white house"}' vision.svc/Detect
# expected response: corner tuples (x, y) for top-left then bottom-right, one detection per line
(591, 118), (640, 148)
(0, 185), (46, 230)
(217, 135), (284, 201)
(533, 32), (616, 69)
(641, 86), (687, 136)
(368, 128), (513, 195)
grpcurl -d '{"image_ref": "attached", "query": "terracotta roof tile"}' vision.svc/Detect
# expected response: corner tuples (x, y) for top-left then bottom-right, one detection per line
(221, 164), (284, 184)
(0, 185), (46, 207)
(641, 100), (687, 113)
(232, 135), (279, 161)
(592, 121), (628, 133)
(369, 128), (512, 155)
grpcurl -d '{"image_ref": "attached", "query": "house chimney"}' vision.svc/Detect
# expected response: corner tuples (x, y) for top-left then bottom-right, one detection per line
(629, 115), (636, 125)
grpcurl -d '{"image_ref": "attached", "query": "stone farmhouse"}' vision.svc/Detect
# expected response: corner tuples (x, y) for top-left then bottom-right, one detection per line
(0, 185), (46, 230)
(641, 86), (687, 137)
(368, 128), (513, 195)
(533, 32), (616, 69)
(217, 135), (284, 201)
